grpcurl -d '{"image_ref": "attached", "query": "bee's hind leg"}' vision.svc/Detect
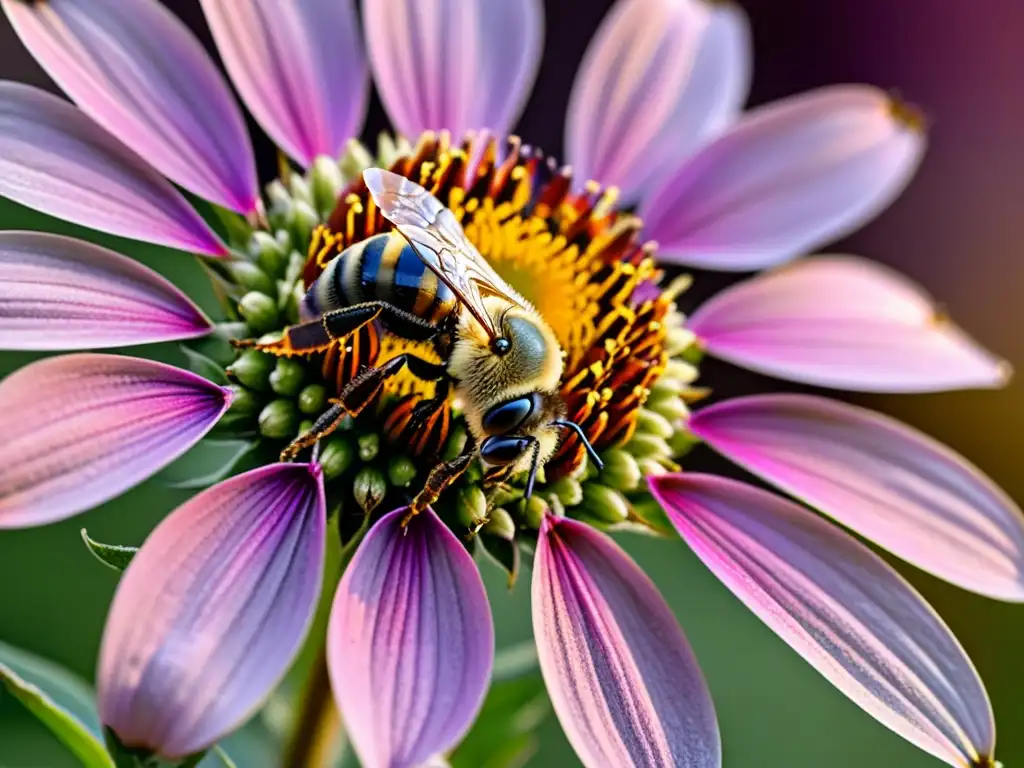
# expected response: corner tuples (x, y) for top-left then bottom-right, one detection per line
(231, 303), (386, 357)
(280, 401), (348, 461)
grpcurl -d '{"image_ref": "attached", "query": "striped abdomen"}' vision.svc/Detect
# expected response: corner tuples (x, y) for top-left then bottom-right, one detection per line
(303, 232), (456, 323)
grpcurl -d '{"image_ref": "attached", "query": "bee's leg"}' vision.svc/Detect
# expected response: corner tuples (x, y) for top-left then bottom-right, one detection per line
(405, 447), (476, 523)
(231, 303), (385, 357)
(280, 353), (447, 461)
(280, 401), (347, 461)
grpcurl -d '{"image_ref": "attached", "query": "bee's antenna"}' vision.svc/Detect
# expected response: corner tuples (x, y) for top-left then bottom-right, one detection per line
(524, 439), (542, 501)
(551, 420), (604, 471)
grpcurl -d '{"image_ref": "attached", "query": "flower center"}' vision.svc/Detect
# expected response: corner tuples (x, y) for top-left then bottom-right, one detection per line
(209, 131), (704, 572)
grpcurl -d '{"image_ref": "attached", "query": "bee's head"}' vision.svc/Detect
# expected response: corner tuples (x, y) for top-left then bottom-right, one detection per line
(450, 300), (564, 412)
(475, 391), (603, 498)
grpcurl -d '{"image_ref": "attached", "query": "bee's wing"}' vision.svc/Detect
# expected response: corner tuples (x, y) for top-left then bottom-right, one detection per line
(363, 168), (520, 340)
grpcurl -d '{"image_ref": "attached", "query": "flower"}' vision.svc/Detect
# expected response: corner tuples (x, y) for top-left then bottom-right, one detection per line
(0, 1), (1019, 767)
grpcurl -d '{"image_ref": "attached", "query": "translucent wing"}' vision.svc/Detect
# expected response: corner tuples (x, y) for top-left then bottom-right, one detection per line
(363, 168), (521, 340)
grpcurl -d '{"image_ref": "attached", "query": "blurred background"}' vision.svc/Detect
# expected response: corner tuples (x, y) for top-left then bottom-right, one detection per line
(1, 1), (1023, 766)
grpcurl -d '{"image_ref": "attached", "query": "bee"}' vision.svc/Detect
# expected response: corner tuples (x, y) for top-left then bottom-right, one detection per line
(236, 168), (601, 507)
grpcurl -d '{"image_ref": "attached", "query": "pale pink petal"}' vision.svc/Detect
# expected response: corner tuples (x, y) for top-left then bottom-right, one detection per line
(98, 463), (325, 759)
(0, 354), (230, 528)
(642, 85), (926, 270)
(688, 255), (1008, 391)
(4, 0), (259, 213)
(328, 507), (493, 768)
(651, 474), (996, 768)
(0, 231), (212, 350)
(0, 83), (226, 256)
(567, 0), (750, 201)
(533, 515), (720, 768)
(365, 0), (542, 140)
(200, 0), (367, 167)
(689, 395), (1024, 601)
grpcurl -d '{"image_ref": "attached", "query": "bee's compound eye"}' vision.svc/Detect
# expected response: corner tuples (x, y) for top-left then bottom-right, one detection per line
(480, 435), (531, 465)
(492, 337), (511, 355)
(482, 394), (538, 435)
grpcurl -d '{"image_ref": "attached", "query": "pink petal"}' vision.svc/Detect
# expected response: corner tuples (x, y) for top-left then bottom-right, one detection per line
(689, 394), (1024, 601)
(200, 0), (368, 167)
(533, 515), (720, 768)
(642, 85), (926, 270)
(651, 474), (996, 768)
(98, 463), (325, 759)
(328, 507), (494, 768)
(567, 0), (750, 201)
(0, 354), (230, 528)
(688, 255), (1008, 391)
(0, 231), (212, 350)
(4, 0), (258, 213)
(364, 0), (542, 140)
(0, 83), (226, 256)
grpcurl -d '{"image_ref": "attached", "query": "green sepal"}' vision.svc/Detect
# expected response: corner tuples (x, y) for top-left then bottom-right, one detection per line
(209, 204), (253, 248)
(179, 345), (230, 386)
(449, 659), (549, 768)
(476, 533), (521, 589)
(0, 644), (114, 767)
(105, 726), (206, 768)
(81, 529), (137, 572)
(154, 439), (258, 490)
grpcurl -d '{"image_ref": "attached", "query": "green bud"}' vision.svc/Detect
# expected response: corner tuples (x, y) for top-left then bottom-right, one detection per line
(483, 507), (516, 540)
(457, 485), (488, 529)
(599, 449), (642, 491)
(488, 484), (522, 508)
(226, 260), (275, 295)
(298, 384), (328, 414)
(388, 455), (417, 488)
(288, 174), (314, 206)
(441, 423), (468, 462)
(292, 200), (319, 246)
(625, 433), (672, 460)
(320, 437), (355, 479)
(353, 467), (387, 514)
(269, 358), (306, 397)
(227, 384), (260, 416)
(581, 483), (629, 524)
(545, 492), (566, 518)
(339, 139), (374, 180)
(635, 408), (674, 439)
(637, 457), (669, 477)
(668, 428), (700, 458)
(650, 375), (686, 398)
(238, 291), (280, 335)
(357, 433), (379, 462)
(664, 358), (699, 384)
(523, 495), (550, 529)
(310, 156), (344, 216)
(228, 349), (274, 391)
(266, 180), (294, 230)
(298, 419), (314, 434)
(666, 326), (698, 357)
(548, 476), (583, 507)
(259, 399), (299, 439)
(648, 393), (688, 423)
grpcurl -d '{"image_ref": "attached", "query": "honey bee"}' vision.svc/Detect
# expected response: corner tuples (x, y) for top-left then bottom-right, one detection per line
(237, 168), (601, 506)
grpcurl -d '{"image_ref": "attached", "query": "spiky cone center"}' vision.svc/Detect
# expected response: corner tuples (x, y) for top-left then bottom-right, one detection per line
(206, 131), (705, 568)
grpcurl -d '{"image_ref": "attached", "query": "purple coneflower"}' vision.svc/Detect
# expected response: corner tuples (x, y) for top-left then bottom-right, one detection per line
(0, 1), (1018, 767)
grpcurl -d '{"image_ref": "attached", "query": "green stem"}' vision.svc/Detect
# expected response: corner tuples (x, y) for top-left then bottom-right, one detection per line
(281, 514), (371, 768)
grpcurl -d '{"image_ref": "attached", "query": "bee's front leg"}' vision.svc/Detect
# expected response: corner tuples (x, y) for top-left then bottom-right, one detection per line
(405, 448), (475, 524)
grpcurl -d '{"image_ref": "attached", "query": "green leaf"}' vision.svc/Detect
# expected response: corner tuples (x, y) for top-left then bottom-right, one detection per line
(491, 640), (539, 683)
(449, 673), (550, 768)
(81, 529), (138, 572)
(155, 438), (257, 490)
(180, 345), (230, 386)
(0, 643), (113, 767)
(476, 533), (521, 589)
